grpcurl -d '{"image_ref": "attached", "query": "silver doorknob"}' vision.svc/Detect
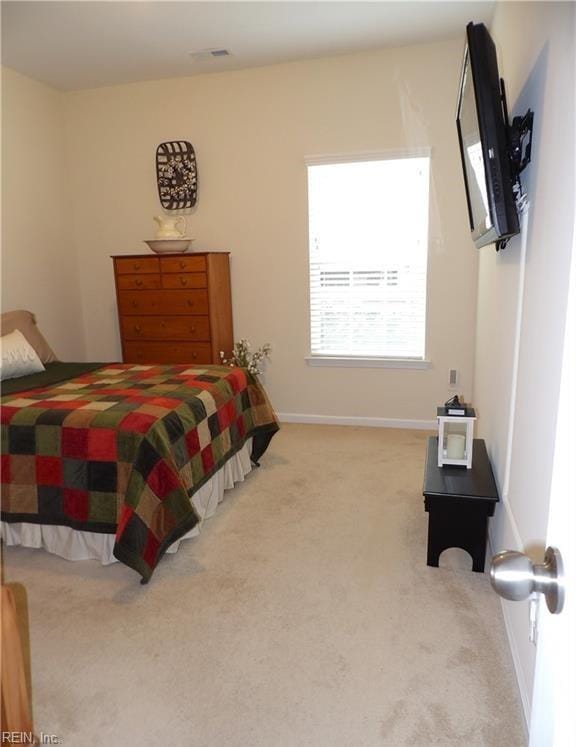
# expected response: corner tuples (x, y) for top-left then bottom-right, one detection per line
(490, 546), (565, 614)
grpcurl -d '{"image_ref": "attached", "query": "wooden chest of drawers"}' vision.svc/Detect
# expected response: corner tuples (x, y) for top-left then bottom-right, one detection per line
(112, 252), (233, 365)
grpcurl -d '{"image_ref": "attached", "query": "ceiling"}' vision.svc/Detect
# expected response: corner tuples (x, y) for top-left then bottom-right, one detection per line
(2, 1), (495, 91)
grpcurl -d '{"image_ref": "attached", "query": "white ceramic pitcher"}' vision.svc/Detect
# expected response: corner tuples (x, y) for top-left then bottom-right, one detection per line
(153, 215), (186, 238)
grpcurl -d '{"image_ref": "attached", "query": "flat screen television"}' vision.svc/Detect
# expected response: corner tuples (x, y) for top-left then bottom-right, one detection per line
(456, 22), (520, 250)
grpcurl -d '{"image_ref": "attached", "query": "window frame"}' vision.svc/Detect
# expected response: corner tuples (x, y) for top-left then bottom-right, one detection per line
(305, 149), (432, 369)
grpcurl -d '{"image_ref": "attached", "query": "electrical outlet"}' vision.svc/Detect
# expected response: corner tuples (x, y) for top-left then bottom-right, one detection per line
(448, 368), (459, 388)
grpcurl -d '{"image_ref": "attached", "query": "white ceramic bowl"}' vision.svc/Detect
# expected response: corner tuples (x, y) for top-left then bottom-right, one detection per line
(144, 238), (193, 254)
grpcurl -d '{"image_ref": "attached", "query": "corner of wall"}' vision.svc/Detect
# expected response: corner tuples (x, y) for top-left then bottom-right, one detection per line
(1, 67), (87, 360)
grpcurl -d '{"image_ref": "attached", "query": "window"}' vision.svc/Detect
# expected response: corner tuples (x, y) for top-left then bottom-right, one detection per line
(307, 153), (430, 364)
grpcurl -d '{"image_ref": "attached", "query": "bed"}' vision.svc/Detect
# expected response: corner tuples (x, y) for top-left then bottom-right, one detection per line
(1, 359), (279, 583)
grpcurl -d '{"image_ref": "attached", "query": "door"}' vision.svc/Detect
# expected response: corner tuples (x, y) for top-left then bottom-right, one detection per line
(491, 204), (575, 744)
(527, 209), (575, 745)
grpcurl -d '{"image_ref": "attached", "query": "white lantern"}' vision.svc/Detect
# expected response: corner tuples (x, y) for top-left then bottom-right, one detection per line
(437, 405), (476, 469)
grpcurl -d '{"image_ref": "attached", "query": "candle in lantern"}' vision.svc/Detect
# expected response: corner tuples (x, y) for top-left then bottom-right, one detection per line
(446, 434), (466, 459)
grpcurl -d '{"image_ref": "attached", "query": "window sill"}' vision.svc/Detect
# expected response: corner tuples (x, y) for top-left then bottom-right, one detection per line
(305, 356), (431, 370)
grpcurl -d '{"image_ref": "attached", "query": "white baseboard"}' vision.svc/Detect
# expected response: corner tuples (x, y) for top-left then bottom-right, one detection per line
(276, 412), (436, 429)
(499, 595), (531, 743)
(489, 503), (531, 740)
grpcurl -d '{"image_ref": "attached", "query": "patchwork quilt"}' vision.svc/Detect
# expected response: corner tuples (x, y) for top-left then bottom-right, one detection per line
(1, 363), (279, 582)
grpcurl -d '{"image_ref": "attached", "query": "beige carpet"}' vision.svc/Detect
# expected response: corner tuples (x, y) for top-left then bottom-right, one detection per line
(3, 424), (525, 746)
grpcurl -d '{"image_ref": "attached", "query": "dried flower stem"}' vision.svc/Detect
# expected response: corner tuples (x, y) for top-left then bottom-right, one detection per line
(220, 339), (272, 375)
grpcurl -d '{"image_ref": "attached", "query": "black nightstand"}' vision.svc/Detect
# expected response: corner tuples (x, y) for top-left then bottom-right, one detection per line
(423, 437), (499, 572)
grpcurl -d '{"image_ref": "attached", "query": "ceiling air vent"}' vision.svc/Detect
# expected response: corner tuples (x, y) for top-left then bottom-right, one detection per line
(189, 48), (232, 62)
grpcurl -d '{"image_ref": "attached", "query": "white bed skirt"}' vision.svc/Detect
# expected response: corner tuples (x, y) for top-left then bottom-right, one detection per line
(1, 439), (253, 565)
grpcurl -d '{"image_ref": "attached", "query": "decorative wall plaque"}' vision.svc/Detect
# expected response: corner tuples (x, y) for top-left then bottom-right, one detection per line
(156, 141), (198, 210)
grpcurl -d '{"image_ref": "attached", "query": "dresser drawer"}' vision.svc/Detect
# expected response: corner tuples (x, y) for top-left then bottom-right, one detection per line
(121, 315), (211, 341)
(160, 256), (206, 273)
(162, 273), (207, 290)
(115, 257), (160, 274)
(124, 341), (212, 365)
(117, 274), (161, 290)
(118, 289), (209, 315)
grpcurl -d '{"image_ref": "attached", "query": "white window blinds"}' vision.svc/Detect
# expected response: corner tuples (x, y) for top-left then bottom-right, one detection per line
(307, 155), (430, 359)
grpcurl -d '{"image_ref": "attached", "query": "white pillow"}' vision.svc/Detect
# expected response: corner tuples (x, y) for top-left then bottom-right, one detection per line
(1, 329), (45, 381)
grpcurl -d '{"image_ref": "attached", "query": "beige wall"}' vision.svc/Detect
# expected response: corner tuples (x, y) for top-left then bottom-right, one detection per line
(65, 39), (477, 421)
(474, 1), (575, 725)
(1, 67), (85, 360)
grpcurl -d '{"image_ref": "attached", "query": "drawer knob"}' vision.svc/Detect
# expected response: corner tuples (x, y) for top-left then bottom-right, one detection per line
(192, 353), (197, 359)
(180, 261), (186, 269)
(189, 327), (196, 333)
(135, 279), (143, 287)
(134, 325), (141, 334)
(134, 263), (141, 271)
(132, 300), (138, 308)
(180, 277), (188, 286)
(187, 300), (194, 307)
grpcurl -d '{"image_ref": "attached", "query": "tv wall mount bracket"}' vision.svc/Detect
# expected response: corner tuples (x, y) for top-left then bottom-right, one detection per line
(509, 109), (534, 179)
(497, 79), (534, 250)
